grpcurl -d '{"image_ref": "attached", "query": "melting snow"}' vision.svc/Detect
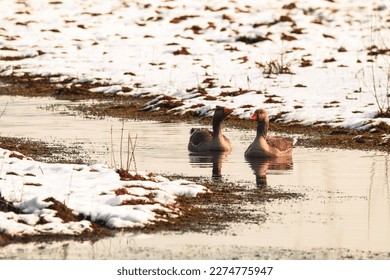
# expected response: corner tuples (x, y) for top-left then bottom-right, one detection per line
(0, 148), (207, 236)
(0, 0), (389, 130)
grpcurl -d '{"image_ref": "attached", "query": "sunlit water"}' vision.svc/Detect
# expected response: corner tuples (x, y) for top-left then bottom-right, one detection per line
(0, 95), (389, 259)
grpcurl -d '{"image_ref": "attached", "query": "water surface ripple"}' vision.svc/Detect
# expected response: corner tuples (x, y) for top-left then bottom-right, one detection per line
(0, 95), (389, 259)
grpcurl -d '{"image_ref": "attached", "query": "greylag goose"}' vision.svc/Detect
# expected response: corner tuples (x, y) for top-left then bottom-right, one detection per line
(245, 108), (294, 158)
(188, 106), (233, 152)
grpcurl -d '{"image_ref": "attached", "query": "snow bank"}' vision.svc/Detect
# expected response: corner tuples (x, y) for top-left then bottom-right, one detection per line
(0, 148), (207, 236)
(0, 0), (389, 130)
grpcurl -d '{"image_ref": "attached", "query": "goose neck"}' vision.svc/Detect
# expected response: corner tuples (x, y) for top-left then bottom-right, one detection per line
(212, 117), (223, 138)
(256, 119), (268, 139)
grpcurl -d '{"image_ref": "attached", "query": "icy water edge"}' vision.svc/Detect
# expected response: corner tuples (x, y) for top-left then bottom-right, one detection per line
(0, 95), (389, 259)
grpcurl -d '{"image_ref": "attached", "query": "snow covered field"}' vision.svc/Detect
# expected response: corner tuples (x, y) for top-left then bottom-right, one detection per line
(0, 0), (389, 130)
(0, 148), (206, 236)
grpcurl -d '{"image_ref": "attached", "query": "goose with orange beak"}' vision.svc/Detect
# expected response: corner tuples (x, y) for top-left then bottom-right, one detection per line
(245, 108), (294, 158)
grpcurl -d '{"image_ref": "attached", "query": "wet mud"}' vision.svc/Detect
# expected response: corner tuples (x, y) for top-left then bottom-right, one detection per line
(0, 138), (302, 246)
(0, 74), (388, 256)
(1, 74), (389, 153)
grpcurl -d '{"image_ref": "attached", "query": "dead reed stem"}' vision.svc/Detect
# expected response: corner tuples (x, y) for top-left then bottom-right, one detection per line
(110, 123), (138, 173)
(0, 102), (8, 118)
(110, 125), (117, 168)
(120, 120), (124, 168)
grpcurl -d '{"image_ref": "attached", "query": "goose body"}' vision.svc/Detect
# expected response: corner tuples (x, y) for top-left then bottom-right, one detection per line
(188, 106), (233, 152)
(245, 109), (294, 158)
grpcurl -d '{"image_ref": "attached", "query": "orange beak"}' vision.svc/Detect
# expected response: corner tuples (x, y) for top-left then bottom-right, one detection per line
(224, 108), (234, 115)
(249, 112), (258, 120)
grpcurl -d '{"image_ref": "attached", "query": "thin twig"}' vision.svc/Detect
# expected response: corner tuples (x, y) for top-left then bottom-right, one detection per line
(370, 62), (383, 114)
(386, 66), (390, 113)
(66, 170), (74, 206)
(131, 134), (138, 172)
(120, 120), (124, 169)
(110, 124), (116, 168)
(0, 102), (8, 118)
(126, 132), (132, 171)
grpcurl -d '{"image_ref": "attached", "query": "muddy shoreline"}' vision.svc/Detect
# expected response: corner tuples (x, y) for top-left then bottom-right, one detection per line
(1, 74), (389, 153)
(0, 73), (388, 250)
(0, 133), (302, 248)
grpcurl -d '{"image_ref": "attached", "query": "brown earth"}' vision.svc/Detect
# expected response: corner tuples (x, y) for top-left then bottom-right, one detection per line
(0, 73), (388, 246)
(1, 74), (388, 152)
(0, 164), (302, 246)
(0, 136), (90, 164)
(0, 135), (302, 246)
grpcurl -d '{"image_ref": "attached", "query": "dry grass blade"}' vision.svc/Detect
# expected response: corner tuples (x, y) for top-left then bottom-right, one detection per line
(120, 120), (124, 168)
(110, 124), (116, 167)
(126, 132), (138, 172)
(0, 102), (8, 118)
(110, 123), (139, 173)
(126, 132), (131, 171)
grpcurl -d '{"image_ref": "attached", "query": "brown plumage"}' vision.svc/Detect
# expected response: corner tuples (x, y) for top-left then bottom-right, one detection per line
(188, 106), (233, 152)
(245, 108), (294, 158)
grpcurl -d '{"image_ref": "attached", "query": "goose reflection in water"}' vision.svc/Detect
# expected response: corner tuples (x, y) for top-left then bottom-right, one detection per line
(245, 156), (293, 188)
(188, 151), (229, 182)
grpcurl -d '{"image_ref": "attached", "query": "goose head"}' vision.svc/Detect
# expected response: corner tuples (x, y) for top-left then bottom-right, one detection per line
(249, 108), (268, 122)
(213, 106), (233, 122)
(249, 108), (269, 137)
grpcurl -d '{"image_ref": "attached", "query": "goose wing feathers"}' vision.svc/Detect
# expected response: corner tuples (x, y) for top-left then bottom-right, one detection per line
(267, 137), (293, 152)
(189, 128), (212, 146)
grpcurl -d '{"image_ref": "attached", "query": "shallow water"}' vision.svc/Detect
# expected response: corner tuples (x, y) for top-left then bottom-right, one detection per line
(0, 95), (389, 259)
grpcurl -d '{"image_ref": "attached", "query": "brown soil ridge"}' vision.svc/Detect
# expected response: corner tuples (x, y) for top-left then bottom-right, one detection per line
(1, 74), (388, 152)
